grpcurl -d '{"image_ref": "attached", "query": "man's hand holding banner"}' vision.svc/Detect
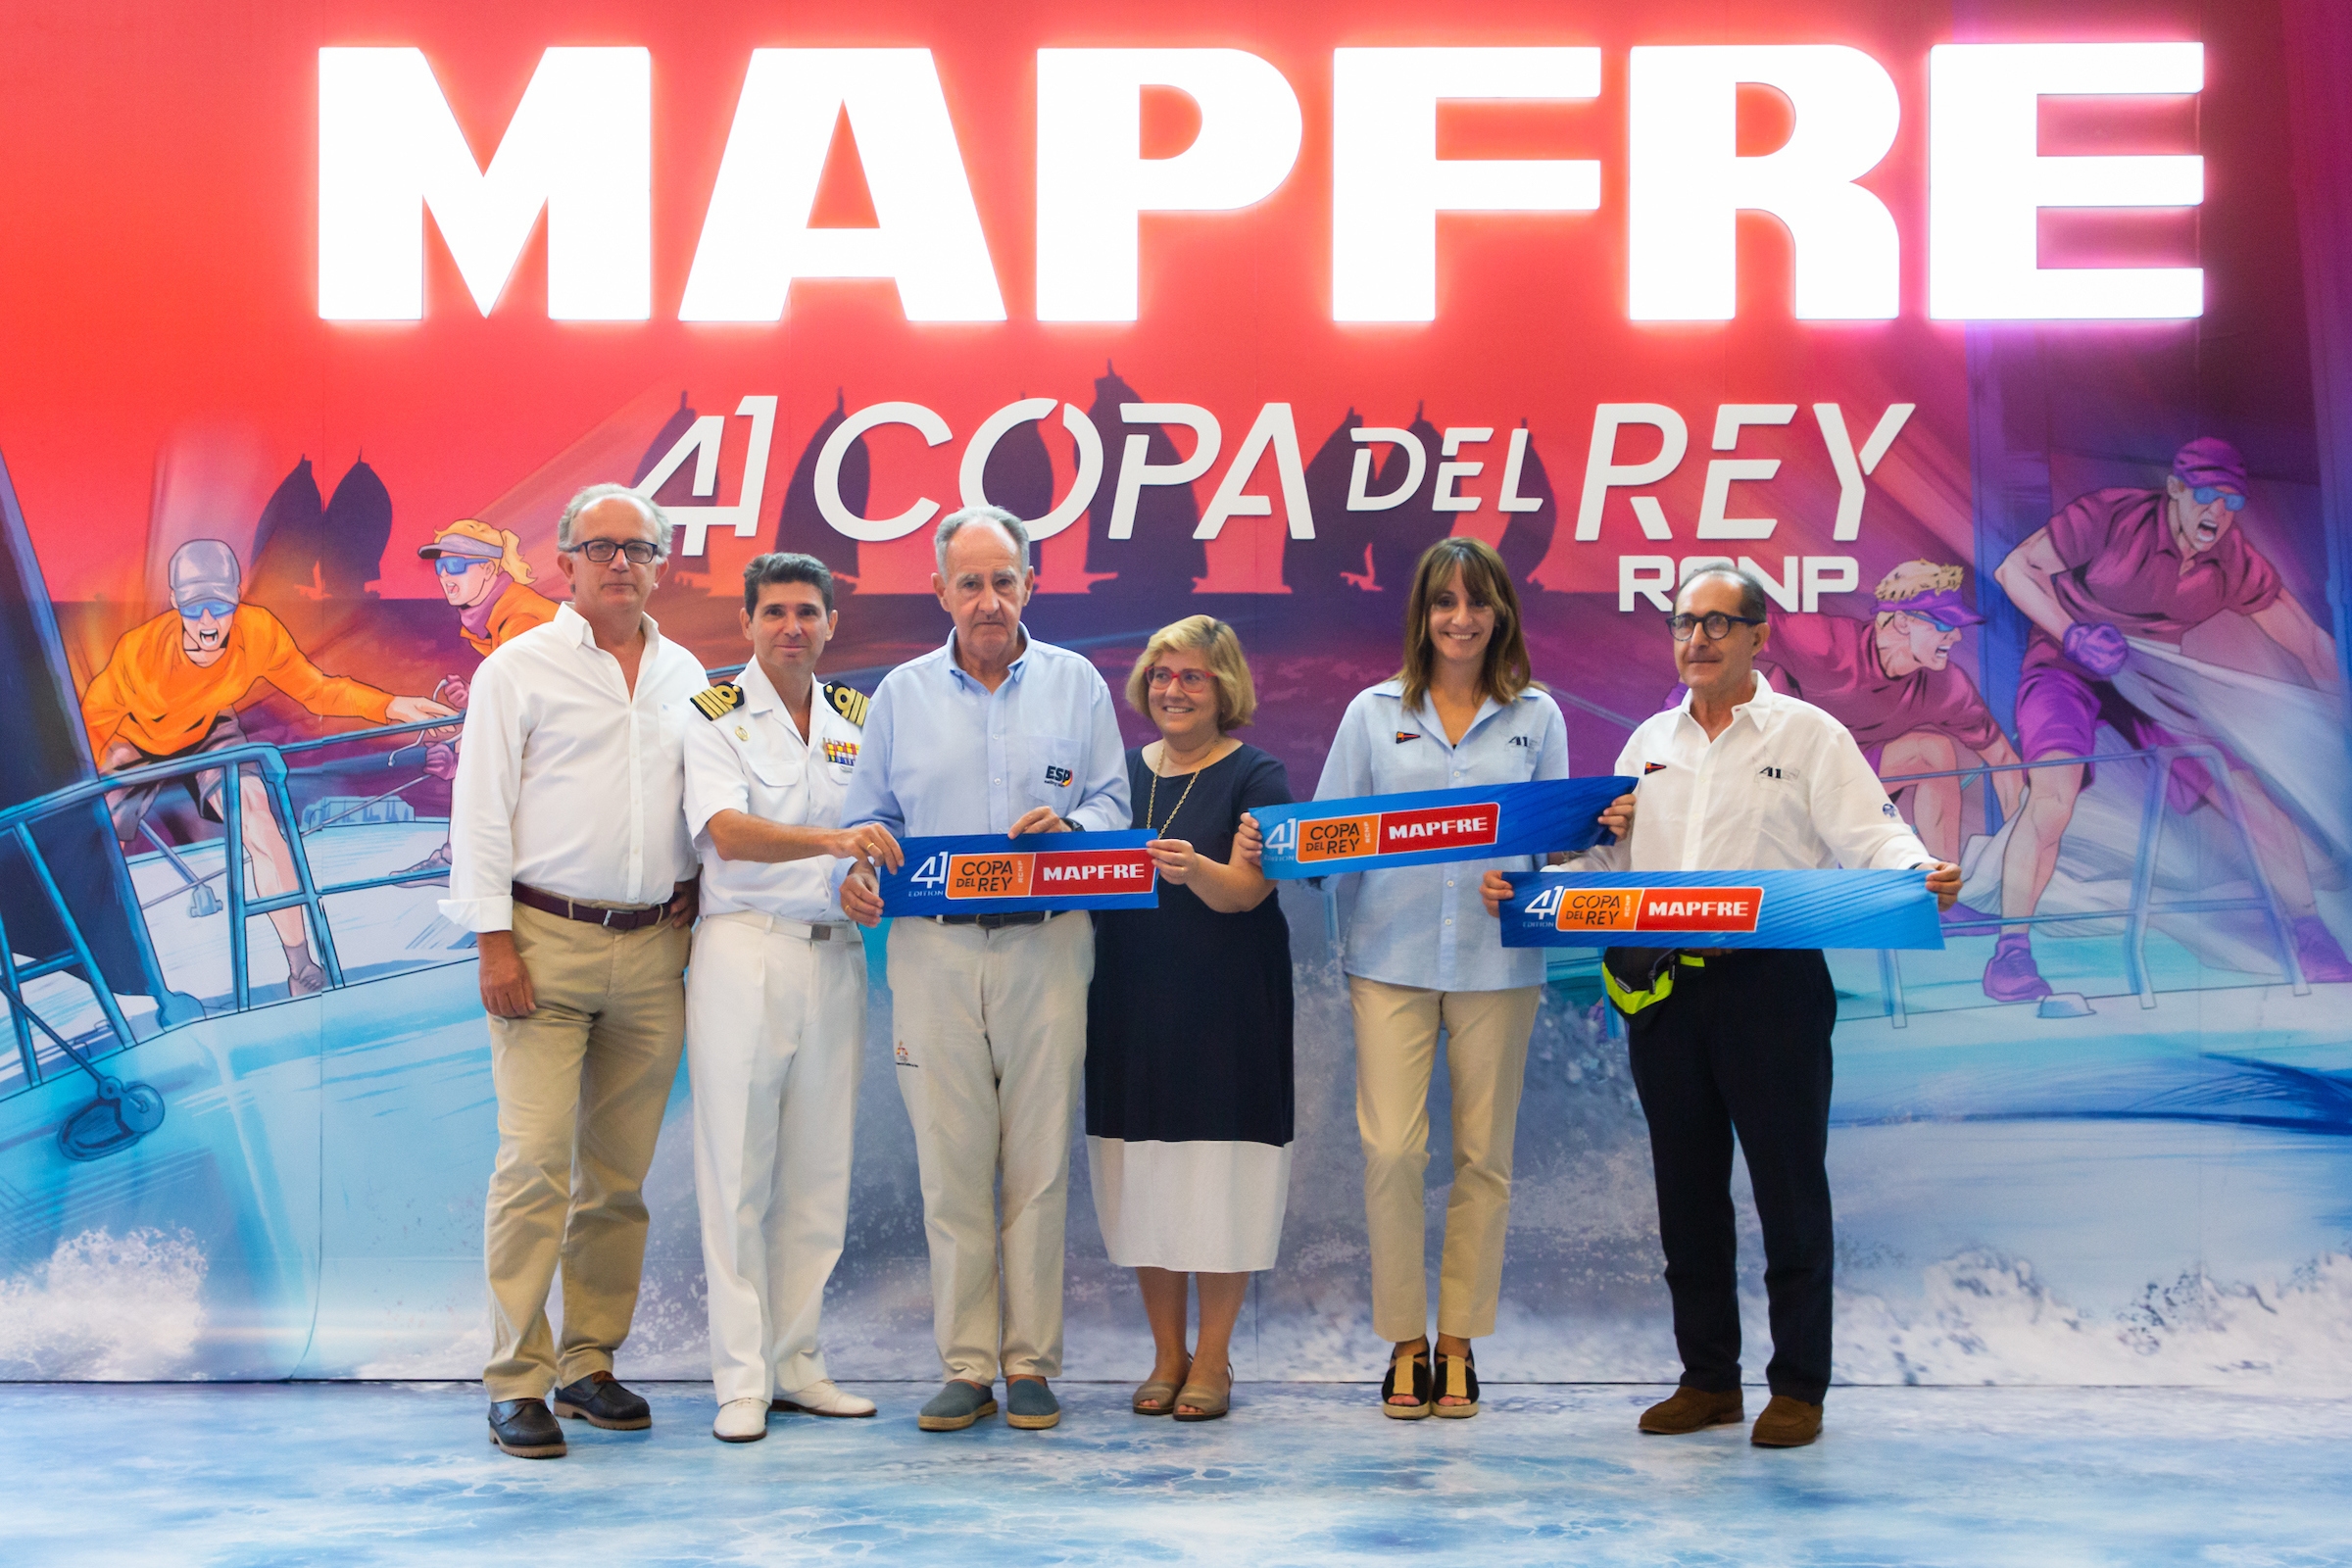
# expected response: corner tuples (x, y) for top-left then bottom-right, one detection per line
(878, 830), (1160, 916)
(1497, 869), (1946, 950)
(1251, 776), (1638, 880)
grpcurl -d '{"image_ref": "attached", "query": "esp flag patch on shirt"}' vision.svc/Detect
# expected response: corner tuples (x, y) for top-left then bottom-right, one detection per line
(1043, 764), (1074, 787)
(821, 737), (858, 766)
(691, 683), (744, 721)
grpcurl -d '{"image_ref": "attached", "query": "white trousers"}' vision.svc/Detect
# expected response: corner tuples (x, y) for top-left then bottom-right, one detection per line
(686, 910), (866, 1405)
(888, 911), (1094, 1385)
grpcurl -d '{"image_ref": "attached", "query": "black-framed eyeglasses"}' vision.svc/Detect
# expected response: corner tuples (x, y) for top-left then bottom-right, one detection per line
(567, 538), (661, 565)
(1668, 612), (1766, 642)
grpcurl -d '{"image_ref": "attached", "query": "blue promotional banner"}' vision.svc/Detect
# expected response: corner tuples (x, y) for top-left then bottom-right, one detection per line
(880, 830), (1160, 916)
(1498, 869), (1947, 951)
(1252, 776), (1637, 881)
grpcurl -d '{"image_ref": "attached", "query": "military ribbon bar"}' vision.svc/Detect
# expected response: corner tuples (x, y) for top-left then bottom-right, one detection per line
(1497, 868), (1945, 950)
(1252, 775), (1637, 881)
(880, 830), (1160, 915)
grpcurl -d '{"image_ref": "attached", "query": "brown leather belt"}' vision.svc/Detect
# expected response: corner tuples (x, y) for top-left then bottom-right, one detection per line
(513, 883), (667, 931)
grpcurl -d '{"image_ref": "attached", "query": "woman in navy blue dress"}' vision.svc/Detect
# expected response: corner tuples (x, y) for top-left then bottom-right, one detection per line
(1086, 615), (1293, 1424)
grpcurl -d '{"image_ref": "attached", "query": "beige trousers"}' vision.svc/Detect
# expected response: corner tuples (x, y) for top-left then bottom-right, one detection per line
(888, 911), (1094, 1385)
(1350, 975), (1542, 1343)
(686, 911), (865, 1405)
(481, 902), (689, 1399)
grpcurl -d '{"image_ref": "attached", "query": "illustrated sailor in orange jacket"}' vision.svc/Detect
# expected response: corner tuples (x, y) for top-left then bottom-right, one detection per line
(405, 518), (563, 876)
(80, 539), (455, 995)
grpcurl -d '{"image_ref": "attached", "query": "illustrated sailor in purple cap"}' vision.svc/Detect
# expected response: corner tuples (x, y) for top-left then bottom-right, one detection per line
(1758, 560), (2025, 866)
(1989, 436), (2349, 1000)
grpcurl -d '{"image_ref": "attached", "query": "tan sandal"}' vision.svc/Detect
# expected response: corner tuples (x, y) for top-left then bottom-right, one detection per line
(1432, 1347), (1480, 1418)
(1133, 1357), (1191, 1416)
(1381, 1345), (1433, 1419)
(1172, 1364), (1231, 1423)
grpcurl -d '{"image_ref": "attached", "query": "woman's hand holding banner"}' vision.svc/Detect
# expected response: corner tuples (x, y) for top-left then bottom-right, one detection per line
(1250, 776), (1638, 880)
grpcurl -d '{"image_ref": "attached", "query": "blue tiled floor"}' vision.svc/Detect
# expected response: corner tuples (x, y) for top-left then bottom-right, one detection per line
(12, 1381), (2350, 1565)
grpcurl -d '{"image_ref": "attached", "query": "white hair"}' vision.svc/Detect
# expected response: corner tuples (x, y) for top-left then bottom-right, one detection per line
(934, 505), (1030, 576)
(558, 483), (672, 558)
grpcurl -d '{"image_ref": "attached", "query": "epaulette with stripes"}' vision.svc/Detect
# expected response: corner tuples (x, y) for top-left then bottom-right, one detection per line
(691, 682), (744, 721)
(823, 679), (868, 728)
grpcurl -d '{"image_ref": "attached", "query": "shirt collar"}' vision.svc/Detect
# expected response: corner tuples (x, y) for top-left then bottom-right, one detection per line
(555, 599), (664, 657)
(737, 660), (782, 715)
(1677, 669), (1776, 731)
(943, 625), (1032, 689)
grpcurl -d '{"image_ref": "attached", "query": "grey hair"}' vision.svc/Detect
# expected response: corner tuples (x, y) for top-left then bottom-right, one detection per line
(1676, 563), (1770, 623)
(557, 483), (673, 559)
(934, 504), (1031, 576)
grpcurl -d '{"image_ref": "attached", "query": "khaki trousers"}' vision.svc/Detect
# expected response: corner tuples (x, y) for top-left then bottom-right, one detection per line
(888, 911), (1093, 1385)
(686, 911), (865, 1405)
(481, 903), (689, 1399)
(1350, 976), (1542, 1343)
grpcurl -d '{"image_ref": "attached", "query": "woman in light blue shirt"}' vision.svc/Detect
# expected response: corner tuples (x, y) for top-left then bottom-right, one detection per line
(1314, 536), (1567, 1421)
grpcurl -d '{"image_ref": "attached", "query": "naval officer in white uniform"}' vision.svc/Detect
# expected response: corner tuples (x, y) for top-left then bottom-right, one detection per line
(682, 553), (898, 1444)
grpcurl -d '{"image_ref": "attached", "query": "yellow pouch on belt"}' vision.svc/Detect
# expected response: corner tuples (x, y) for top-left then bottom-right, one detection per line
(1600, 947), (1707, 1017)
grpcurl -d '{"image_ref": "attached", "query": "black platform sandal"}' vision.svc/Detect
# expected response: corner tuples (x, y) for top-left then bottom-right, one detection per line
(1381, 1343), (1433, 1420)
(1432, 1347), (1480, 1418)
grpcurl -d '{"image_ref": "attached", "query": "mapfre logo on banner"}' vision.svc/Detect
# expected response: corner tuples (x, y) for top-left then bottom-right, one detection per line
(944, 849), (1153, 899)
(1296, 803), (1500, 863)
(1535, 885), (1765, 933)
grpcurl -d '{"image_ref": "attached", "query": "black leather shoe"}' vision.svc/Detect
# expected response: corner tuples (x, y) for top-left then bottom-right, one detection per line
(552, 1371), (653, 1430)
(488, 1398), (567, 1458)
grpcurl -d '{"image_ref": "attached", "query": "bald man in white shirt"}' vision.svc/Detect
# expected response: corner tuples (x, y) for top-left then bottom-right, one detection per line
(443, 484), (708, 1460)
(1487, 567), (1958, 1450)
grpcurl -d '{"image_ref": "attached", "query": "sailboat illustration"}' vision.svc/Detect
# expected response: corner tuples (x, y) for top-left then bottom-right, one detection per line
(0, 443), (492, 1379)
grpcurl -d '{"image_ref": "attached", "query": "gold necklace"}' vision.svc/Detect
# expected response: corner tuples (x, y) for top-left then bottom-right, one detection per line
(1146, 743), (1210, 835)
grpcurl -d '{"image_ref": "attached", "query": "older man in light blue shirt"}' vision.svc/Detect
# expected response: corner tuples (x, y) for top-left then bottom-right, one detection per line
(839, 505), (1128, 1435)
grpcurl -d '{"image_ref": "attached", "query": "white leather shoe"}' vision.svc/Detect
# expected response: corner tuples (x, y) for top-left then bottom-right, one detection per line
(773, 1380), (877, 1418)
(712, 1397), (769, 1443)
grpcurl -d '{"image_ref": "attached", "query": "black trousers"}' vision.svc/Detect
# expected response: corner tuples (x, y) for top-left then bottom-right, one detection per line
(1623, 948), (1838, 1404)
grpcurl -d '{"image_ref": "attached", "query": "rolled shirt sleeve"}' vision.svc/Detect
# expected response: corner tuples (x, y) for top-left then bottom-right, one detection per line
(1812, 722), (1937, 871)
(837, 675), (906, 839)
(1064, 672), (1133, 832)
(438, 657), (525, 934)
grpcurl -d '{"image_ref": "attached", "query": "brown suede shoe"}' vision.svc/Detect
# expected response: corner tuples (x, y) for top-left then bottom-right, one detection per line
(1638, 1386), (1744, 1434)
(1750, 1395), (1824, 1447)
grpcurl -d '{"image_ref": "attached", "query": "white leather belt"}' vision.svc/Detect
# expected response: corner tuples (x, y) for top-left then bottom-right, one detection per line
(711, 909), (857, 943)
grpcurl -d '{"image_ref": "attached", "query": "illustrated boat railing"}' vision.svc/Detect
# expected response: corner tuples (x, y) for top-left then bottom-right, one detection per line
(1867, 741), (2306, 1024)
(0, 712), (460, 1108)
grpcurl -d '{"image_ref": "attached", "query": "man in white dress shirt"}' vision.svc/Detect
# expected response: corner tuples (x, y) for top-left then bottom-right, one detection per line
(682, 553), (901, 1444)
(442, 484), (709, 1459)
(1487, 567), (1959, 1450)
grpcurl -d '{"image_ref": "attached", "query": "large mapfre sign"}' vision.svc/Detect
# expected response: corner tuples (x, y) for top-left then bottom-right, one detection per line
(320, 42), (2207, 324)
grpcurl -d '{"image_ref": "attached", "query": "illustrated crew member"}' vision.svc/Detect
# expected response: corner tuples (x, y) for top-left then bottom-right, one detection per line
(408, 517), (562, 877)
(1488, 566), (1959, 1449)
(1990, 436), (2348, 1000)
(681, 553), (900, 1445)
(1756, 560), (2023, 868)
(838, 505), (1132, 1435)
(80, 537), (453, 995)
(442, 484), (708, 1460)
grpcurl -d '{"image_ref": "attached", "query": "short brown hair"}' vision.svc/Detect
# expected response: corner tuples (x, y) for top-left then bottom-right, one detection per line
(1125, 614), (1258, 729)
(1396, 537), (1535, 711)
